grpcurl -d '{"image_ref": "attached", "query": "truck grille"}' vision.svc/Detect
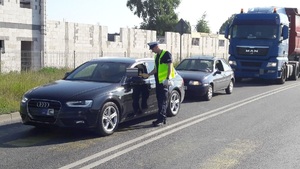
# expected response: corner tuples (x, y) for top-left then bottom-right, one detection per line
(240, 62), (262, 68)
(237, 47), (268, 56)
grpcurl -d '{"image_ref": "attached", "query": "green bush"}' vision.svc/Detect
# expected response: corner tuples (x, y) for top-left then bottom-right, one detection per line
(0, 67), (71, 115)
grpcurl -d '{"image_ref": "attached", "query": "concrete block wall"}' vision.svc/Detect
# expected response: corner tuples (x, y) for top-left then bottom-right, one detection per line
(45, 21), (162, 67)
(0, 0), (229, 72)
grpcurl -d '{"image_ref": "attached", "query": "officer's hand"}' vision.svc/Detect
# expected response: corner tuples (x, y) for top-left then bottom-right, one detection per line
(163, 79), (170, 86)
(163, 79), (174, 86)
(139, 73), (149, 78)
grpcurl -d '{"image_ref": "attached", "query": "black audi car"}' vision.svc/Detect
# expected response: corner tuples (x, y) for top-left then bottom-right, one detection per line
(20, 57), (185, 136)
(176, 56), (234, 101)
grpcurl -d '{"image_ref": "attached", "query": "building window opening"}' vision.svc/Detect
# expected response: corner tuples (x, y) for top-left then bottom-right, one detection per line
(21, 41), (32, 71)
(0, 40), (4, 53)
(192, 38), (200, 46)
(20, 0), (31, 9)
(219, 40), (225, 47)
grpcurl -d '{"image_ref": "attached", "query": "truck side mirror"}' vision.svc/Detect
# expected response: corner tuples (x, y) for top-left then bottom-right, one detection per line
(282, 25), (289, 40)
(225, 25), (230, 39)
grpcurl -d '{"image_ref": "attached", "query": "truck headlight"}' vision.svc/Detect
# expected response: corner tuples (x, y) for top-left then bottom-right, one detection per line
(267, 62), (277, 67)
(229, 60), (237, 66)
(66, 100), (93, 107)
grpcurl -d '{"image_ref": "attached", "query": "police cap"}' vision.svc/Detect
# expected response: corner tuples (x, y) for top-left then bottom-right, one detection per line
(147, 42), (159, 50)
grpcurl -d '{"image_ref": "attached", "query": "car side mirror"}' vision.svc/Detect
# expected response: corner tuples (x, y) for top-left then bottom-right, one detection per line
(64, 72), (71, 79)
(214, 70), (221, 75)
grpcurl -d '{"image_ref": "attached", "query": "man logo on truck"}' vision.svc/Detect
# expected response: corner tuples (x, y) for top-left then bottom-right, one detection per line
(245, 49), (259, 54)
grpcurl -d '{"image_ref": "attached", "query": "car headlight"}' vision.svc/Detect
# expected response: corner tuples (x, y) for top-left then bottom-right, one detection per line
(66, 100), (93, 107)
(21, 96), (28, 103)
(189, 80), (202, 85)
(267, 62), (277, 67)
(229, 60), (237, 66)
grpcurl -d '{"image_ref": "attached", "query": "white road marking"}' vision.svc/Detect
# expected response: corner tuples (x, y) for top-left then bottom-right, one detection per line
(59, 82), (300, 169)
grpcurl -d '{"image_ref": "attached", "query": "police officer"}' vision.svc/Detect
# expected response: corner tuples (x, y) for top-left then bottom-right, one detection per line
(140, 42), (175, 126)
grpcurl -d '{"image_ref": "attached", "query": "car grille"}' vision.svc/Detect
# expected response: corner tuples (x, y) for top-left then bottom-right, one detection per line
(27, 99), (61, 123)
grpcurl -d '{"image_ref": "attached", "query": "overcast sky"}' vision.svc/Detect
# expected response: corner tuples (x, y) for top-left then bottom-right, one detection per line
(47, 0), (300, 34)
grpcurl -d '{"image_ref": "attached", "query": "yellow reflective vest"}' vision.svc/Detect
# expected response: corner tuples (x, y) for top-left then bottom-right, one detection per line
(155, 50), (175, 83)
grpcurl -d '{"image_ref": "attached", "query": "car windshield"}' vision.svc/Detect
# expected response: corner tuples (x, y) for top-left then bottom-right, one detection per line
(65, 61), (131, 83)
(176, 59), (213, 72)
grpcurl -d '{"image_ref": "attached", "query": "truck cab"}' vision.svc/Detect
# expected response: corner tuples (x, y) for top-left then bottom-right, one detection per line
(225, 7), (300, 83)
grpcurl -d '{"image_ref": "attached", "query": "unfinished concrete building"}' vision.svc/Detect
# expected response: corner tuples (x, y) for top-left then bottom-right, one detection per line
(0, 0), (228, 73)
(0, 0), (46, 72)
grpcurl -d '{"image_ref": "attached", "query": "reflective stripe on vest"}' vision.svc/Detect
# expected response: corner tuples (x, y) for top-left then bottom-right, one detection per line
(155, 50), (175, 83)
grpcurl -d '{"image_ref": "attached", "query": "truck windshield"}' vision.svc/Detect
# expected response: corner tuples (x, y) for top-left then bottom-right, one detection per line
(232, 25), (278, 39)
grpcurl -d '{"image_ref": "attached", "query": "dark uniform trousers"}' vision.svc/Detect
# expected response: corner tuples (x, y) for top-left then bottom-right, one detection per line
(155, 83), (169, 121)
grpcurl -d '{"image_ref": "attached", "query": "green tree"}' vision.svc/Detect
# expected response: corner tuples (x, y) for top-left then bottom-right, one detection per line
(218, 14), (235, 34)
(196, 12), (210, 33)
(126, 0), (180, 36)
(184, 20), (191, 34)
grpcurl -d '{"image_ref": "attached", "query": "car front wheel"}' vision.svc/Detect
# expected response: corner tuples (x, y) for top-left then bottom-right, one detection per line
(96, 102), (119, 136)
(204, 84), (213, 101)
(225, 80), (233, 94)
(167, 90), (181, 117)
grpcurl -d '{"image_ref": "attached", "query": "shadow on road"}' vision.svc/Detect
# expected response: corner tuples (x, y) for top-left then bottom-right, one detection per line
(234, 78), (282, 87)
(0, 114), (157, 148)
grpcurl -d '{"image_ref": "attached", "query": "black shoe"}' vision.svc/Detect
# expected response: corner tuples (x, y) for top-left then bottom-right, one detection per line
(152, 119), (166, 127)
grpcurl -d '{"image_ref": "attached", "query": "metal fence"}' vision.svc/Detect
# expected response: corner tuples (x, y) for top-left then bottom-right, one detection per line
(0, 50), (228, 73)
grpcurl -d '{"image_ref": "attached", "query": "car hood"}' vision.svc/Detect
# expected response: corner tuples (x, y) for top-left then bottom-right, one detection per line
(25, 80), (118, 100)
(176, 70), (210, 79)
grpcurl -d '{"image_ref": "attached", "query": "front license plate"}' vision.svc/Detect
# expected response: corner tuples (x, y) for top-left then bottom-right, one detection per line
(47, 109), (55, 116)
(41, 109), (54, 116)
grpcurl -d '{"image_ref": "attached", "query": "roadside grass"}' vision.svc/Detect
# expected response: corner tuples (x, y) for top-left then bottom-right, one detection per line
(0, 67), (71, 115)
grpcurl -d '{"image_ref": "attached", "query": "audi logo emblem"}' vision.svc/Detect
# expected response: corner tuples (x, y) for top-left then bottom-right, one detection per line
(36, 101), (50, 108)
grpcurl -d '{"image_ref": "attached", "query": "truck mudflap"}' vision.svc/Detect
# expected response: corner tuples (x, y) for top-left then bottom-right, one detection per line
(287, 61), (300, 80)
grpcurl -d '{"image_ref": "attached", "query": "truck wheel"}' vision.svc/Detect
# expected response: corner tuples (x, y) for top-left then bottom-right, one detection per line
(290, 64), (299, 80)
(95, 102), (119, 136)
(277, 66), (286, 84)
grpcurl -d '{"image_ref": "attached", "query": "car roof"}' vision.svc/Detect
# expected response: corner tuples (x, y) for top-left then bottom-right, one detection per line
(88, 57), (153, 64)
(136, 58), (154, 62)
(186, 55), (217, 61)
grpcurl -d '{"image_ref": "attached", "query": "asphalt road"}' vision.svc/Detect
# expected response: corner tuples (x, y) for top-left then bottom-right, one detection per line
(1, 79), (300, 169)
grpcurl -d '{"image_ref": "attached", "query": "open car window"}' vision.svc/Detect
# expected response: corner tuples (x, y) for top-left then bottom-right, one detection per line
(215, 60), (225, 71)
